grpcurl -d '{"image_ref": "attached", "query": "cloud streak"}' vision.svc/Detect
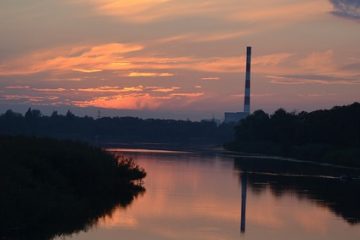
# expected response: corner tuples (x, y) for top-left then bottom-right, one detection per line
(0, 43), (143, 75)
(128, 72), (174, 77)
(269, 74), (360, 85)
(72, 0), (329, 24)
(0, 42), (293, 76)
(1, 83), (206, 110)
(1, 0), (359, 113)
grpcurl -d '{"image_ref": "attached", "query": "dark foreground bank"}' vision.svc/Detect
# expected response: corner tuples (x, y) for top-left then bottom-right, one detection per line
(0, 136), (146, 240)
(226, 102), (360, 167)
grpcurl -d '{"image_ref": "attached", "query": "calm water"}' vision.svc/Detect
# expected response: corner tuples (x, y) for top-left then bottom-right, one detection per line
(55, 148), (360, 240)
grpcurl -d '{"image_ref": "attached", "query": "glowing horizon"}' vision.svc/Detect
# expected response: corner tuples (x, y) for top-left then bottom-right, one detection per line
(0, 0), (359, 119)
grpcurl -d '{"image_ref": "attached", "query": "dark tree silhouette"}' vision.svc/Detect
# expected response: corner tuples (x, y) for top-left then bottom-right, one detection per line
(0, 135), (146, 240)
(0, 110), (234, 145)
(226, 102), (360, 166)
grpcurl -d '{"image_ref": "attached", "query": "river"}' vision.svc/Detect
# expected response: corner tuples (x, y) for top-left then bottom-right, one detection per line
(54, 148), (360, 240)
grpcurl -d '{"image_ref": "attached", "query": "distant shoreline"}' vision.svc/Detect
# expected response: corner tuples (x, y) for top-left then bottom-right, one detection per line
(104, 142), (360, 171)
(225, 142), (360, 169)
(226, 102), (360, 169)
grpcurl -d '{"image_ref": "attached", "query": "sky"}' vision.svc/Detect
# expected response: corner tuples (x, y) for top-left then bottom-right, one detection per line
(0, 0), (359, 120)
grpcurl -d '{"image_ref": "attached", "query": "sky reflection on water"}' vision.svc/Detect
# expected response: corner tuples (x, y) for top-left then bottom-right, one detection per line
(56, 149), (360, 240)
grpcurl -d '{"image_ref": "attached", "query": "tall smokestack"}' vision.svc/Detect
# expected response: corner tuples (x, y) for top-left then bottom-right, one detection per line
(244, 46), (251, 114)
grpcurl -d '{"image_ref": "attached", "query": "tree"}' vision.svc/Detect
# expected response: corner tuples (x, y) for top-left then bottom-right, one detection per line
(25, 108), (42, 120)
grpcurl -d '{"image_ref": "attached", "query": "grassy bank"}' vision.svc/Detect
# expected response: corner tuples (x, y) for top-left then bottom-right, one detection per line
(0, 136), (146, 240)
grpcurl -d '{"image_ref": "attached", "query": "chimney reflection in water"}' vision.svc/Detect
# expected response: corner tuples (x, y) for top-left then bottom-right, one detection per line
(241, 173), (247, 233)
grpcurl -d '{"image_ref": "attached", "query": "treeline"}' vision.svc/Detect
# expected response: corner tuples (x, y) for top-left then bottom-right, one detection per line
(0, 136), (146, 240)
(0, 109), (233, 144)
(226, 102), (360, 167)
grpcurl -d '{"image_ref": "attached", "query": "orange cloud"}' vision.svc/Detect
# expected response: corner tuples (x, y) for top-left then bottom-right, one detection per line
(73, 0), (330, 25)
(128, 72), (174, 77)
(82, 0), (172, 22)
(72, 90), (204, 110)
(7, 42), (356, 89)
(150, 87), (180, 93)
(0, 43), (143, 75)
(1, 94), (59, 103)
(229, 1), (330, 23)
(192, 53), (293, 73)
(5, 85), (31, 89)
(170, 92), (204, 98)
(298, 50), (335, 73)
(1, 83), (209, 110)
(269, 76), (360, 85)
(33, 88), (67, 92)
(78, 86), (144, 93)
(73, 93), (163, 109)
(155, 31), (251, 44)
(201, 77), (220, 81)
(76, 0), (216, 22)
(72, 68), (103, 73)
(0, 42), (294, 77)
(4, 41), (357, 91)
(192, 31), (251, 43)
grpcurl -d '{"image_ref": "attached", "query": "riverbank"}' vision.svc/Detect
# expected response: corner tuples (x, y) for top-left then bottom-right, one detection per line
(101, 141), (359, 170)
(0, 136), (146, 240)
(225, 141), (360, 168)
(226, 103), (360, 168)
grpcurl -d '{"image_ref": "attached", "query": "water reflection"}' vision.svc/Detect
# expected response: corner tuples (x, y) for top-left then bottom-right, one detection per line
(2, 184), (144, 240)
(240, 173), (247, 233)
(56, 149), (360, 240)
(234, 157), (360, 225)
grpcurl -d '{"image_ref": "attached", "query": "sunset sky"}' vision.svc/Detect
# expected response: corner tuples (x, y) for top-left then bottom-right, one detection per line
(0, 0), (359, 119)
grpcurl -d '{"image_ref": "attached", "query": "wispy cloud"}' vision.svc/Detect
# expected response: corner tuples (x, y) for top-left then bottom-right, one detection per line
(0, 43), (143, 75)
(0, 43), (293, 76)
(73, 90), (204, 110)
(298, 50), (335, 73)
(156, 31), (251, 44)
(73, 0), (329, 24)
(170, 92), (204, 97)
(72, 0), (218, 22)
(128, 72), (174, 77)
(192, 53), (292, 73)
(72, 68), (103, 73)
(5, 85), (31, 89)
(33, 88), (67, 92)
(78, 86), (144, 93)
(73, 93), (163, 110)
(2, 83), (205, 110)
(150, 87), (180, 93)
(201, 77), (220, 81)
(229, 1), (329, 23)
(268, 74), (360, 85)
(0, 94), (60, 103)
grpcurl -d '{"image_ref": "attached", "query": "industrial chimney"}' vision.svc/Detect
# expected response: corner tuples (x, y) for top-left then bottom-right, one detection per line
(223, 46), (253, 123)
(244, 46), (251, 114)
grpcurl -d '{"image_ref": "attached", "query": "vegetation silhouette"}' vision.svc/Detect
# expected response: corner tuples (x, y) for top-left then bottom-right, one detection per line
(234, 156), (360, 224)
(0, 108), (234, 146)
(226, 102), (360, 167)
(0, 136), (146, 240)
